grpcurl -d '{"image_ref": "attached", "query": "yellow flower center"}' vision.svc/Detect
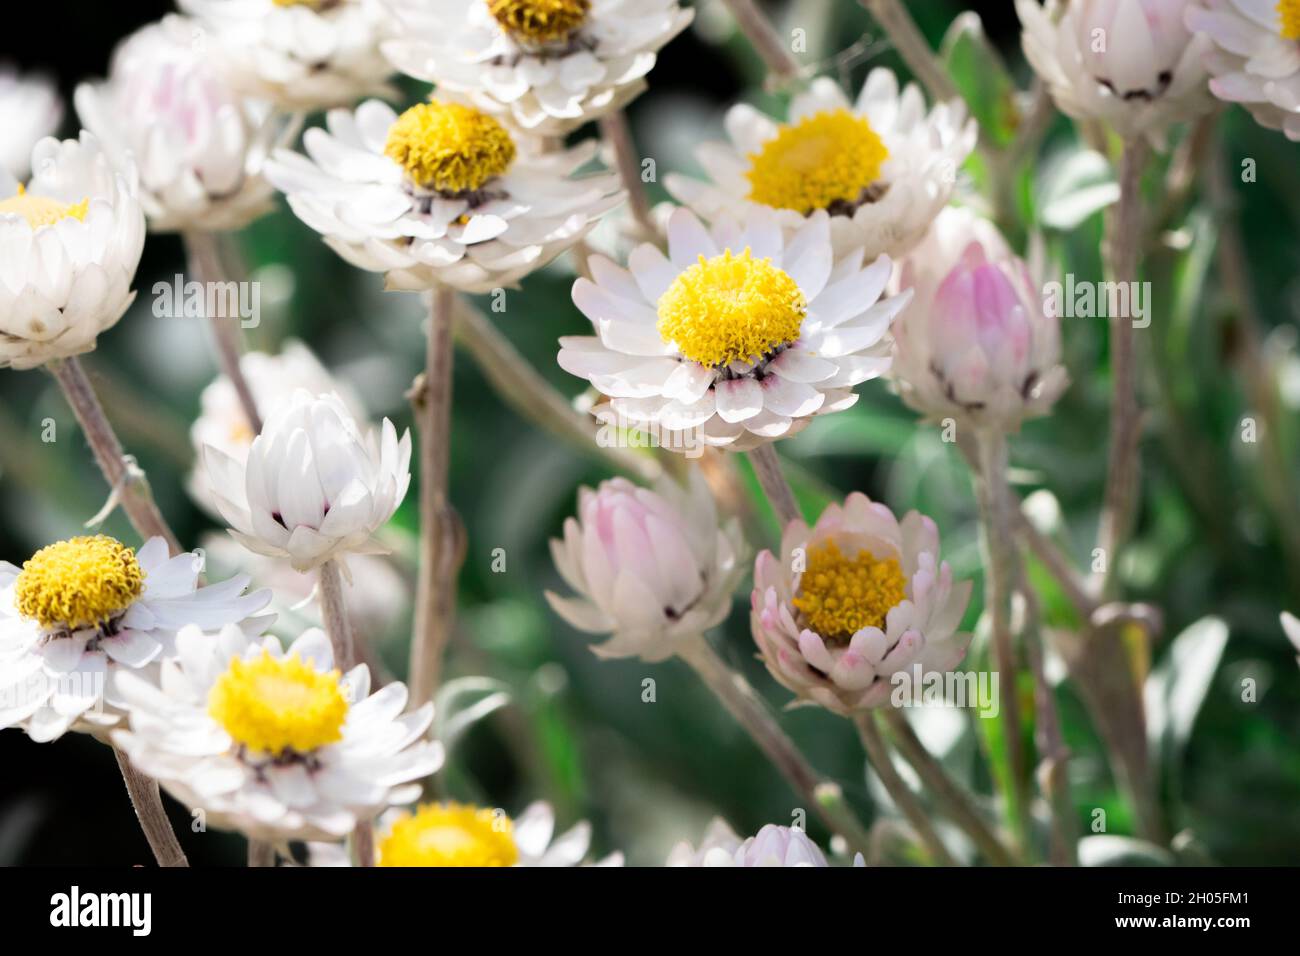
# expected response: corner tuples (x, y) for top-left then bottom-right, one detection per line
(656, 249), (807, 368)
(378, 803), (520, 867)
(272, 0), (328, 7)
(14, 536), (145, 631)
(1280, 0), (1300, 40)
(0, 184), (89, 230)
(487, 0), (590, 45)
(208, 649), (349, 756)
(792, 540), (906, 642)
(384, 100), (516, 195)
(746, 109), (889, 215)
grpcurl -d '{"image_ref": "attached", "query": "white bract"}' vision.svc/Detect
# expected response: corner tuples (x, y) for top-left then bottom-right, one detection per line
(667, 819), (853, 867)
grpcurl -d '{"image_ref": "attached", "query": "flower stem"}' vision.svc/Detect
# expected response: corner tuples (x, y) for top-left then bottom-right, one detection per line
(317, 558), (356, 669)
(598, 112), (658, 244)
(49, 357), (180, 554)
(852, 712), (955, 865)
(352, 820), (375, 867)
(719, 0), (800, 82)
(859, 0), (958, 105)
(114, 747), (188, 867)
(183, 230), (263, 436)
(746, 444), (801, 527)
(678, 639), (871, 860)
(409, 286), (463, 708)
(248, 840), (275, 867)
(879, 708), (1017, 865)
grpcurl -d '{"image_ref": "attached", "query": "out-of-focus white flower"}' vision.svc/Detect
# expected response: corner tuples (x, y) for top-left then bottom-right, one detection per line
(202, 389), (412, 571)
(75, 15), (285, 233)
(189, 340), (365, 517)
(179, 0), (394, 111)
(0, 133), (145, 370)
(545, 471), (745, 662)
(666, 71), (976, 260)
(557, 207), (906, 452)
(1018, 0), (1210, 144)
(751, 493), (973, 716)
(380, 0), (693, 134)
(112, 623), (442, 841)
(0, 67), (62, 180)
(892, 207), (1069, 434)
(0, 535), (271, 742)
(667, 819), (854, 866)
(1282, 610), (1300, 666)
(1186, 0), (1300, 140)
(265, 98), (621, 292)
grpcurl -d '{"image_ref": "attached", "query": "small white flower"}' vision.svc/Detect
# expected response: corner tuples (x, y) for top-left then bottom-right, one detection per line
(380, 0), (693, 134)
(667, 819), (853, 867)
(545, 471), (745, 662)
(112, 623), (443, 841)
(202, 389), (412, 571)
(557, 207), (908, 452)
(0, 66), (63, 180)
(0, 535), (271, 742)
(265, 98), (622, 292)
(0, 132), (145, 370)
(1186, 0), (1300, 140)
(75, 14), (287, 233)
(178, 0), (395, 111)
(1018, 0), (1211, 145)
(751, 492), (973, 716)
(666, 71), (976, 260)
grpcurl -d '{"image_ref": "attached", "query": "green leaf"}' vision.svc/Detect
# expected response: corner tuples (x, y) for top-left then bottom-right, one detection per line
(941, 12), (1018, 149)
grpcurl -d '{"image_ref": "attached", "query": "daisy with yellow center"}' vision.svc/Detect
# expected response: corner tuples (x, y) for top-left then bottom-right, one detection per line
(384, 100), (517, 194)
(379, 803), (519, 866)
(487, 0), (590, 46)
(746, 110), (889, 215)
(209, 649), (349, 755)
(0, 184), (89, 230)
(14, 535), (144, 631)
(792, 540), (906, 643)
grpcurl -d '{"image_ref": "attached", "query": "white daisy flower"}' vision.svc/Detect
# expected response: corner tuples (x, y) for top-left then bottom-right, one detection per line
(380, 0), (693, 134)
(0, 132), (145, 370)
(202, 389), (411, 572)
(0, 535), (271, 743)
(0, 66), (63, 180)
(1186, 0), (1300, 140)
(112, 622), (443, 841)
(667, 818), (855, 867)
(75, 14), (286, 233)
(188, 340), (366, 518)
(178, 0), (395, 112)
(265, 98), (622, 292)
(556, 206), (909, 452)
(311, 799), (623, 865)
(1017, 0), (1211, 145)
(750, 492), (973, 716)
(665, 71), (976, 260)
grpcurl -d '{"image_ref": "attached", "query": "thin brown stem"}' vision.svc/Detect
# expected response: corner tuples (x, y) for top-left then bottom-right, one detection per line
(352, 821), (375, 867)
(879, 708), (1016, 866)
(317, 558), (356, 669)
(859, 0), (958, 105)
(114, 748), (188, 867)
(747, 444), (801, 527)
(678, 640), (871, 860)
(719, 0), (800, 81)
(853, 712), (955, 865)
(598, 112), (658, 243)
(248, 841), (275, 867)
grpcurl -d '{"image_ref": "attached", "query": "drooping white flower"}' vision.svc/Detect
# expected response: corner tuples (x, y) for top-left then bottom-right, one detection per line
(667, 819), (852, 867)
(1185, 0), (1300, 140)
(380, 0), (693, 134)
(265, 98), (622, 292)
(75, 14), (286, 233)
(0, 66), (63, 180)
(178, 0), (395, 111)
(892, 207), (1069, 434)
(666, 71), (976, 260)
(112, 623), (443, 841)
(1017, 0), (1211, 144)
(557, 207), (908, 452)
(0, 535), (271, 743)
(545, 471), (745, 662)
(0, 132), (145, 370)
(751, 492), (973, 715)
(202, 389), (412, 571)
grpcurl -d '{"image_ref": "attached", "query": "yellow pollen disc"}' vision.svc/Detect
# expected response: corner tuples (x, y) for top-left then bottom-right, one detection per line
(488, 0), (590, 44)
(378, 803), (519, 867)
(656, 248), (806, 368)
(14, 535), (144, 631)
(792, 540), (906, 642)
(0, 184), (89, 230)
(272, 0), (326, 7)
(208, 649), (348, 756)
(384, 100), (516, 195)
(746, 109), (889, 215)
(1280, 0), (1300, 40)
